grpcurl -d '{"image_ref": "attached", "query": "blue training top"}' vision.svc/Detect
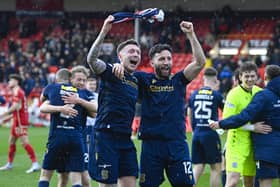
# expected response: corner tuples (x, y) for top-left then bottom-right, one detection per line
(94, 64), (138, 135)
(135, 71), (190, 140)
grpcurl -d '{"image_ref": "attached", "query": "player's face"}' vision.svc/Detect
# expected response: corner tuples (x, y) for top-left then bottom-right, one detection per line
(151, 50), (172, 79)
(119, 44), (141, 74)
(239, 70), (257, 91)
(86, 80), (97, 92)
(71, 72), (87, 89)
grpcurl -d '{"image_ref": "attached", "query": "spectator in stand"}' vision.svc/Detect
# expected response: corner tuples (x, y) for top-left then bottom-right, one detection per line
(23, 72), (36, 97)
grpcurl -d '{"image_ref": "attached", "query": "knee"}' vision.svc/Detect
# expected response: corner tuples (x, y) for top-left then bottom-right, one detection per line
(226, 180), (239, 187)
(40, 169), (52, 181)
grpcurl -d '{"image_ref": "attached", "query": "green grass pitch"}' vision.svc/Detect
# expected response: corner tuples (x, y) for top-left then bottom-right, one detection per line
(0, 126), (277, 187)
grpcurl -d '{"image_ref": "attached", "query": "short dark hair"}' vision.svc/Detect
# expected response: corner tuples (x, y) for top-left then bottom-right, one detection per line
(265, 65), (280, 80)
(149, 44), (172, 59)
(204, 67), (217, 77)
(56, 68), (71, 83)
(233, 68), (241, 84)
(9, 74), (22, 85)
(117, 39), (140, 54)
(87, 77), (97, 82)
(239, 62), (258, 74)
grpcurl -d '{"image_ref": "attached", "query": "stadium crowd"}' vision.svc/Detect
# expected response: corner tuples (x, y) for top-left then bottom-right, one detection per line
(0, 7), (280, 187)
(0, 10), (279, 98)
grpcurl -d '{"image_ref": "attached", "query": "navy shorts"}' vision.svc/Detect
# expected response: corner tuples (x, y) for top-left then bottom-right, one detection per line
(192, 131), (222, 164)
(82, 132), (89, 170)
(88, 131), (138, 184)
(42, 132), (85, 172)
(256, 160), (280, 179)
(139, 140), (194, 187)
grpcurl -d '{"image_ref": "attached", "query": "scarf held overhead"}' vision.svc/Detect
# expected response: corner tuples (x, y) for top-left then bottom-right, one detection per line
(112, 8), (164, 24)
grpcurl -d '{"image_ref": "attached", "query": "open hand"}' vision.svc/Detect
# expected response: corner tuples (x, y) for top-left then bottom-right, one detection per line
(254, 121), (272, 134)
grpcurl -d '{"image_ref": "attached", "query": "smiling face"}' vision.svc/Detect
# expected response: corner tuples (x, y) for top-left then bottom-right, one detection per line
(151, 49), (172, 79)
(239, 70), (257, 91)
(118, 44), (141, 74)
(71, 72), (87, 89)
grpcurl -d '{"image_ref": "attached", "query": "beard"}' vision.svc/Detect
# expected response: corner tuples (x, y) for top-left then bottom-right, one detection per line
(155, 66), (171, 79)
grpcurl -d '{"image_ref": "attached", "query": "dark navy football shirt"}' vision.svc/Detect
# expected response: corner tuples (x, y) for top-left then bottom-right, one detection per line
(43, 83), (93, 136)
(189, 86), (224, 132)
(135, 71), (190, 140)
(94, 64), (138, 135)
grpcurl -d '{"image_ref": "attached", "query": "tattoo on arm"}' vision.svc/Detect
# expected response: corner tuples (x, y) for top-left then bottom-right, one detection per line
(88, 59), (106, 75)
(87, 33), (107, 74)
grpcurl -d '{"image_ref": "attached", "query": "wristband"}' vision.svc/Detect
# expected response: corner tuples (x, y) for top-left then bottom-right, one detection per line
(241, 124), (255, 131)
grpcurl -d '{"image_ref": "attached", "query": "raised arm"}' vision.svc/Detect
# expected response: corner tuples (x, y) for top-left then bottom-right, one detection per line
(87, 15), (114, 75)
(180, 21), (206, 81)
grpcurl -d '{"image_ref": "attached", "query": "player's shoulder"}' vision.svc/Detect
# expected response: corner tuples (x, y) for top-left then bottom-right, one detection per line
(134, 71), (155, 84)
(80, 89), (94, 97)
(45, 83), (60, 89)
(252, 85), (262, 93)
(227, 85), (244, 96)
(17, 87), (25, 94)
(134, 70), (153, 78)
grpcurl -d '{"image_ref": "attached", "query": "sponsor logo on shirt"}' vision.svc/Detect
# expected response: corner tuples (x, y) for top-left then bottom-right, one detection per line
(149, 85), (174, 92)
(226, 102), (235, 108)
(122, 76), (138, 89)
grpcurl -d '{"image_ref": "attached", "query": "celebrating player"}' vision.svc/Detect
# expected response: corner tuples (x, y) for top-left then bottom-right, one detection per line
(87, 15), (140, 187)
(209, 65), (280, 187)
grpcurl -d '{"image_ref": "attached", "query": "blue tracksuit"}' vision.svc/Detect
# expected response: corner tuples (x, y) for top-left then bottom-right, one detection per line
(219, 76), (280, 165)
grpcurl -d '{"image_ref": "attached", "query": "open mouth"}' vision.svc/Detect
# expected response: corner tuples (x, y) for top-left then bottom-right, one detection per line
(161, 66), (170, 71)
(130, 59), (138, 65)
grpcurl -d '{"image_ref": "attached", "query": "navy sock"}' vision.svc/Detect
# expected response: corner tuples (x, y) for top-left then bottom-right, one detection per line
(72, 185), (82, 187)
(254, 177), (259, 187)
(221, 170), (226, 187)
(38, 181), (49, 187)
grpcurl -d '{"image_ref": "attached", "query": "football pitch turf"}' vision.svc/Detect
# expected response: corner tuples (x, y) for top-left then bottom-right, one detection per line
(0, 126), (276, 187)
